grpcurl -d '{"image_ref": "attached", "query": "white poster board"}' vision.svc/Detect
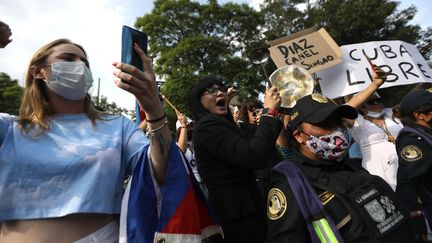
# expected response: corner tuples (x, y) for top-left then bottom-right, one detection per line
(315, 40), (432, 98)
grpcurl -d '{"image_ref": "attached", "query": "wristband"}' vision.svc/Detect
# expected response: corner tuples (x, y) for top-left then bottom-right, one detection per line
(262, 108), (277, 117)
(146, 119), (168, 139)
(146, 114), (166, 123)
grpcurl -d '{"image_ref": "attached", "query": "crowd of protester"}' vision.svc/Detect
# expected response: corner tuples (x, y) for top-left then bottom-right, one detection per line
(2, 20), (432, 242)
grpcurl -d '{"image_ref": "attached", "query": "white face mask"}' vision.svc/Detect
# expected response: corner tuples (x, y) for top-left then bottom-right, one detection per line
(46, 61), (93, 100)
(366, 109), (385, 119)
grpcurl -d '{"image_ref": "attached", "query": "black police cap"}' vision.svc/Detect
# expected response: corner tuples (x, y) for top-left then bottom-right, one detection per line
(289, 93), (358, 129)
(400, 88), (432, 116)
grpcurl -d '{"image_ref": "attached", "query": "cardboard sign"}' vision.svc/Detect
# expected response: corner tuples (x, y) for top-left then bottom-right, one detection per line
(268, 27), (343, 74)
(315, 40), (432, 98)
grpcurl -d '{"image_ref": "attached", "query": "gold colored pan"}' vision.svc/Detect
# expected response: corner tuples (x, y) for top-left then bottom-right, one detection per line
(269, 65), (314, 108)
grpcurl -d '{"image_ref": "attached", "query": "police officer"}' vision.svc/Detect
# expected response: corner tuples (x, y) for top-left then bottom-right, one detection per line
(396, 88), (432, 241)
(266, 93), (421, 243)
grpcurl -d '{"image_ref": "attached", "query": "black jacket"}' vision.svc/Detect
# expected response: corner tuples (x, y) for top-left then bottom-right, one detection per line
(194, 115), (282, 188)
(396, 123), (432, 199)
(396, 123), (432, 235)
(193, 114), (282, 242)
(190, 76), (282, 242)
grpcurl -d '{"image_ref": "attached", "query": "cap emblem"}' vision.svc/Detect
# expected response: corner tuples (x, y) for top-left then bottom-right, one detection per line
(311, 93), (328, 103)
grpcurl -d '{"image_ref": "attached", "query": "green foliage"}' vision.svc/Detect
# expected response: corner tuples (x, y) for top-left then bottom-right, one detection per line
(0, 72), (23, 115)
(126, 109), (137, 123)
(260, 0), (309, 40)
(260, 0), (423, 46)
(92, 95), (128, 115)
(135, 0), (266, 128)
(418, 27), (432, 60)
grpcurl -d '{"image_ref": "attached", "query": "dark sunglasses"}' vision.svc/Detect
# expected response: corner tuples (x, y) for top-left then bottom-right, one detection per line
(205, 86), (227, 95)
(251, 108), (263, 117)
(366, 98), (382, 105)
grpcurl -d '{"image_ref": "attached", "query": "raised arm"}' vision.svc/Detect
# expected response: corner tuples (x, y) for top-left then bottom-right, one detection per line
(113, 43), (171, 185)
(226, 87), (237, 104)
(344, 57), (388, 127)
(195, 87), (282, 169)
(176, 112), (188, 153)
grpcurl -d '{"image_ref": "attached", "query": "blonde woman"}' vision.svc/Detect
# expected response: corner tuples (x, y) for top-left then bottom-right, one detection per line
(0, 39), (171, 242)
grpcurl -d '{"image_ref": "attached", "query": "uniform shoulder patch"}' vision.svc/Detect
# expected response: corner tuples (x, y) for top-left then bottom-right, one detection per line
(267, 188), (287, 220)
(400, 145), (423, 162)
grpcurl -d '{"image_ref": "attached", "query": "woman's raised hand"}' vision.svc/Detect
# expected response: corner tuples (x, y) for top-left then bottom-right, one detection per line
(112, 43), (163, 120)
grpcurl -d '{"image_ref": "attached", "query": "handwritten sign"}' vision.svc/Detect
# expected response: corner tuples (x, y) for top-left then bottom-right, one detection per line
(316, 40), (432, 98)
(268, 27), (343, 73)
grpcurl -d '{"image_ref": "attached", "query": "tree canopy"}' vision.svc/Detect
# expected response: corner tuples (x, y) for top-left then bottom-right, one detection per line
(136, 0), (266, 123)
(92, 95), (129, 115)
(261, 0), (424, 45)
(0, 72), (23, 115)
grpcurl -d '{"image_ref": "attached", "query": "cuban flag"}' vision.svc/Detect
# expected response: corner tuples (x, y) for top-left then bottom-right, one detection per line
(119, 141), (222, 243)
(120, 26), (221, 242)
(135, 103), (146, 126)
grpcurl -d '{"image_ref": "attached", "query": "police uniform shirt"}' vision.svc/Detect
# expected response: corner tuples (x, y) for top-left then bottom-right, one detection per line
(266, 150), (418, 243)
(397, 124), (432, 194)
(396, 123), (432, 234)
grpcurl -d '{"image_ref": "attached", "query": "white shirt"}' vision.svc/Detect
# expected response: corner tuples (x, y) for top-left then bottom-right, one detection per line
(349, 108), (402, 190)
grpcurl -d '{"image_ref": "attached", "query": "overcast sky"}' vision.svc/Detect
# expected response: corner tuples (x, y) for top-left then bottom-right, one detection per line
(0, 0), (430, 110)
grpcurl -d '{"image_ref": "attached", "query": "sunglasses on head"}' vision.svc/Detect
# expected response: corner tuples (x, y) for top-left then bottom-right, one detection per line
(205, 86), (227, 95)
(366, 98), (382, 105)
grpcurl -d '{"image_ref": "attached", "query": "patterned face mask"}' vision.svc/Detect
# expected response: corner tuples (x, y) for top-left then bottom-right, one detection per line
(303, 127), (350, 162)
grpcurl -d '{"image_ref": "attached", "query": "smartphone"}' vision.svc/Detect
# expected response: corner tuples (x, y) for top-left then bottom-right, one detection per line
(121, 25), (148, 73)
(121, 26), (149, 125)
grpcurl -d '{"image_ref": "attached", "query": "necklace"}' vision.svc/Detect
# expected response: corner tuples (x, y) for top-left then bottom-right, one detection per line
(365, 116), (396, 143)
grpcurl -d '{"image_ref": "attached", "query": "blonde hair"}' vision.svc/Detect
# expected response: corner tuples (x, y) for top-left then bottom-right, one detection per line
(18, 38), (102, 135)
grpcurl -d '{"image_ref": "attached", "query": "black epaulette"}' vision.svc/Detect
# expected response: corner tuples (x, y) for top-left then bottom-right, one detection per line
(396, 131), (423, 145)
